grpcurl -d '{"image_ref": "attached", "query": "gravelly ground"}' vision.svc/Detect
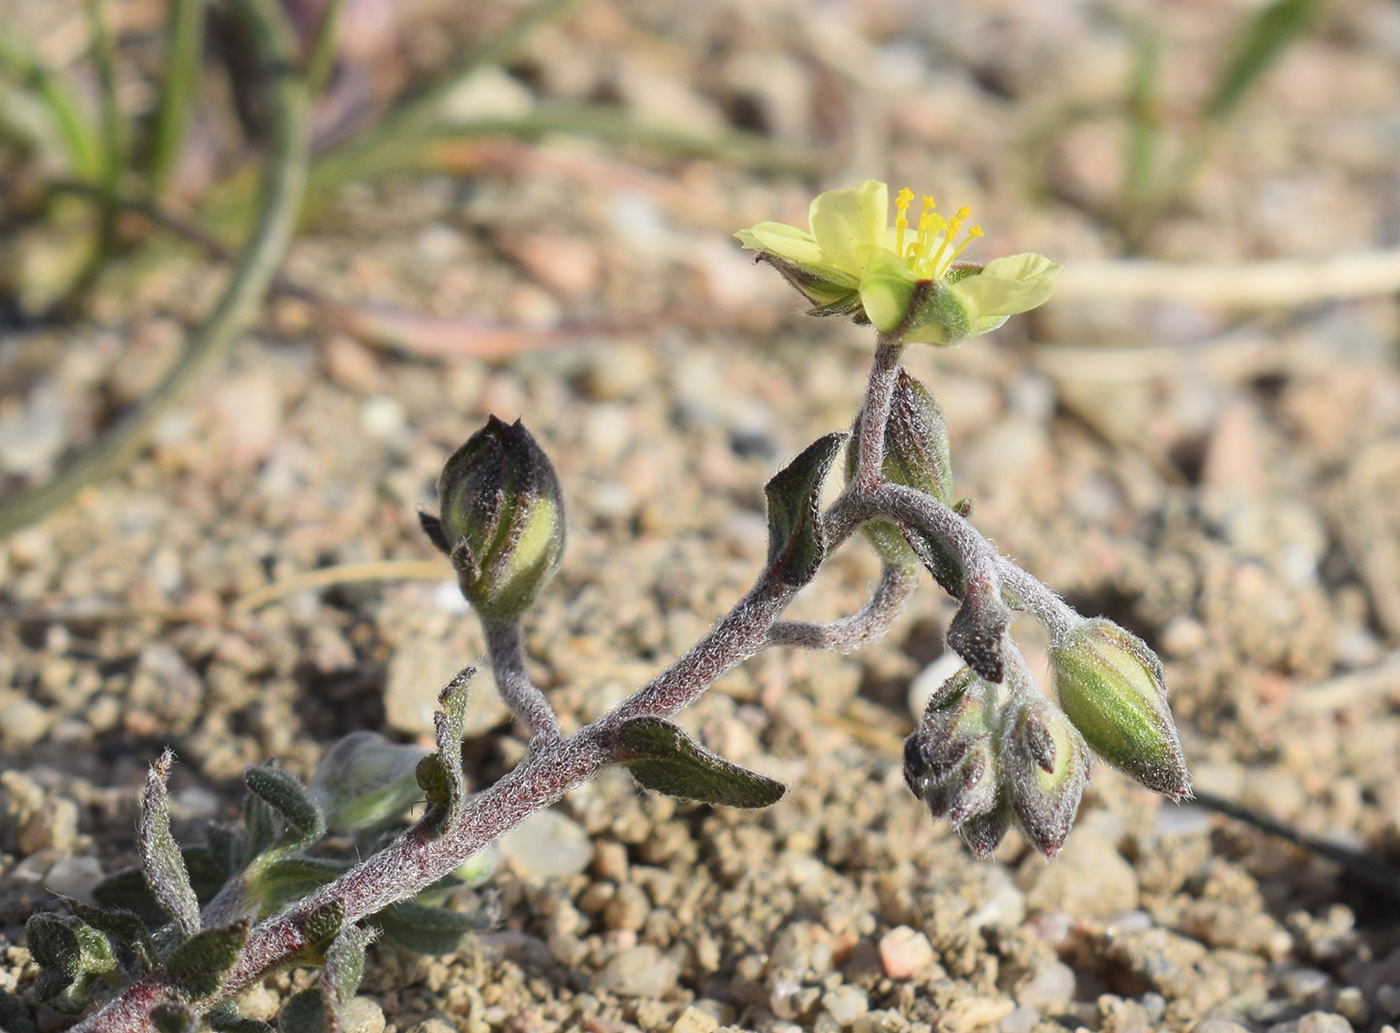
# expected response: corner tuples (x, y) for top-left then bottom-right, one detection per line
(4, 1), (1400, 1033)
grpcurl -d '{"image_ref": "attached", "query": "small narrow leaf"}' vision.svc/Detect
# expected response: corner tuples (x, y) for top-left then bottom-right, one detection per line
(374, 901), (484, 955)
(245, 794), (275, 861)
(322, 925), (375, 1007)
(764, 432), (847, 586)
(1205, 0), (1317, 122)
(137, 750), (201, 939)
(245, 766), (325, 853)
(249, 857), (351, 908)
(614, 718), (786, 808)
(415, 668), (476, 837)
(946, 580), (1012, 683)
(165, 921), (248, 1000)
(305, 901), (345, 953)
(278, 991), (330, 1033)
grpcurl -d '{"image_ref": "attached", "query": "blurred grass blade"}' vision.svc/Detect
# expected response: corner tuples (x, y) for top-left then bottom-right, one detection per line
(86, 0), (124, 250)
(305, 0), (344, 94)
(0, 29), (102, 180)
(1123, 24), (1160, 206)
(148, 0), (208, 196)
(1204, 0), (1317, 122)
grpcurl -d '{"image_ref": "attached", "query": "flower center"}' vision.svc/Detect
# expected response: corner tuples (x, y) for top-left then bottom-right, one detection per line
(894, 188), (983, 280)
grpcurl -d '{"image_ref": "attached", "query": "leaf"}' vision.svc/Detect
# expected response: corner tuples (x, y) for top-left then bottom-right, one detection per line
(764, 432), (847, 586)
(614, 718), (786, 808)
(207, 1003), (274, 1033)
(150, 1004), (196, 1033)
(278, 991), (330, 1033)
(137, 750), (201, 939)
(91, 845), (227, 925)
(373, 901), (484, 955)
(165, 921), (248, 1000)
(1205, 0), (1317, 122)
(415, 668), (476, 838)
(25, 916), (114, 1014)
(417, 510), (452, 555)
(304, 901), (345, 953)
(322, 925), (376, 1007)
(65, 900), (157, 972)
(249, 857), (351, 908)
(245, 766), (326, 854)
(945, 580), (1012, 684)
(309, 731), (428, 835)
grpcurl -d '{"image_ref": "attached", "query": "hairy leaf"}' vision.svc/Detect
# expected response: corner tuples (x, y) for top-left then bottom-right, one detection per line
(415, 668), (476, 837)
(137, 750), (201, 939)
(278, 991), (329, 1033)
(165, 921), (248, 1000)
(764, 432), (847, 586)
(150, 1004), (195, 1033)
(323, 925), (376, 1006)
(305, 901), (345, 953)
(310, 732), (428, 834)
(615, 718), (786, 808)
(245, 766), (325, 854)
(66, 899), (157, 972)
(374, 901), (486, 955)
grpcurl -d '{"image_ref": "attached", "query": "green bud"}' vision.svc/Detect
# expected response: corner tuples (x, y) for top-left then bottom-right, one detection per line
(903, 667), (1000, 829)
(1003, 697), (1089, 859)
(433, 416), (566, 622)
(1049, 619), (1189, 799)
(847, 372), (961, 586)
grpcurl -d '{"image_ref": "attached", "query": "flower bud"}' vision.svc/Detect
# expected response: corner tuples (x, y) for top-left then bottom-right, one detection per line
(1003, 696), (1089, 858)
(847, 371), (958, 578)
(435, 416), (566, 622)
(903, 667), (1000, 828)
(1049, 619), (1189, 799)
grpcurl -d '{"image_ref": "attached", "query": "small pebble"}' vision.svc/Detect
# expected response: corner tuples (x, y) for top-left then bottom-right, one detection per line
(342, 997), (386, 1033)
(43, 855), (104, 902)
(1190, 1019), (1252, 1033)
(594, 944), (679, 998)
(1016, 961), (1076, 1010)
(1, 698), (52, 749)
(877, 926), (936, 980)
(498, 809), (594, 880)
(1296, 1014), (1353, 1033)
(998, 1007), (1039, 1033)
(670, 1006), (719, 1033)
(822, 986), (869, 1027)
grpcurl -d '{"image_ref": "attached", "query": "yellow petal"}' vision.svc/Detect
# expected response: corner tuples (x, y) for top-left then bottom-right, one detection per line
(809, 180), (889, 279)
(857, 247), (917, 333)
(950, 253), (1062, 317)
(735, 222), (824, 267)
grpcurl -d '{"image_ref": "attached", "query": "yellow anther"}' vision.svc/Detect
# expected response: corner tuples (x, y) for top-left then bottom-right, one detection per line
(922, 195), (936, 210)
(895, 188), (913, 254)
(896, 188), (914, 209)
(947, 225), (984, 266)
(968, 225), (984, 238)
(955, 206), (971, 220)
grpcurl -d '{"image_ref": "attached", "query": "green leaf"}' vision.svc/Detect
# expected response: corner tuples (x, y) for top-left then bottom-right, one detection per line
(309, 731), (428, 834)
(1205, 0), (1317, 122)
(245, 766), (325, 854)
(415, 668), (476, 838)
(373, 901), (484, 955)
(165, 921), (248, 1000)
(66, 900), (157, 972)
(249, 857), (351, 909)
(150, 1004), (195, 1033)
(207, 824), (248, 879)
(25, 915), (115, 1014)
(322, 925), (375, 1006)
(614, 718), (786, 808)
(764, 432), (847, 586)
(137, 750), (201, 939)
(277, 991), (329, 1033)
(207, 1003), (274, 1033)
(304, 901), (345, 953)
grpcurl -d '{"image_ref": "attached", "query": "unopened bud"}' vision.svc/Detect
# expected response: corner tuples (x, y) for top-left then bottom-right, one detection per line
(1004, 697), (1089, 858)
(1049, 618), (1189, 799)
(847, 372), (960, 583)
(903, 667), (1000, 829)
(433, 416), (565, 622)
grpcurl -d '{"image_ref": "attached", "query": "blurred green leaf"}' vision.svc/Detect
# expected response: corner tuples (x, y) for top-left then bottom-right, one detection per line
(1205, 0), (1318, 122)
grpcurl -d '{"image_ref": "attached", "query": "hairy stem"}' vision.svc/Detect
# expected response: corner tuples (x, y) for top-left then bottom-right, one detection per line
(483, 620), (560, 743)
(850, 336), (904, 491)
(766, 563), (916, 652)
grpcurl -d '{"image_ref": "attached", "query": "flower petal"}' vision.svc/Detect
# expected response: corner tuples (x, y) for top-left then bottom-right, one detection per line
(809, 180), (888, 278)
(735, 222), (824, 267)
(951, 253), (1062, 317)
(857, 247), (917, 333)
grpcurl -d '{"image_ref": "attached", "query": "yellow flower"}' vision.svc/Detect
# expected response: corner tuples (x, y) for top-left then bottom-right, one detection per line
(735, 180), (1061, 345)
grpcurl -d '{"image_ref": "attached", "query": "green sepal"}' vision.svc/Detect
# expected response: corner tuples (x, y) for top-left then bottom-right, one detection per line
(764, 432), (847, 586)
(165, 921), (248, 1000)
(900, 281), (973, 346)
(614, 718), (786, 808)
(373, 901), (486, 955)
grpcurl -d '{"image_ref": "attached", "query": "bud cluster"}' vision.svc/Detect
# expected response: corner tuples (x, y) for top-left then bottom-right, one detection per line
(904, 619), (1188, 859)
